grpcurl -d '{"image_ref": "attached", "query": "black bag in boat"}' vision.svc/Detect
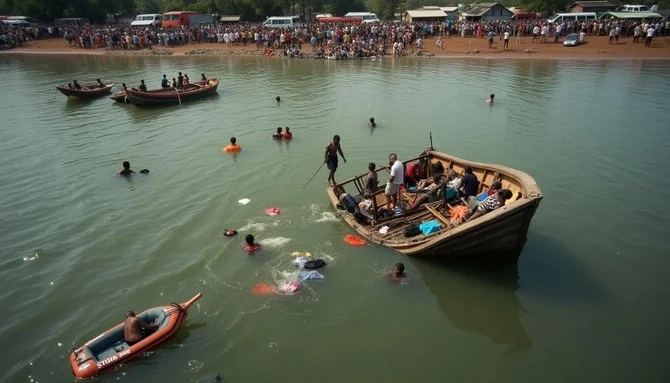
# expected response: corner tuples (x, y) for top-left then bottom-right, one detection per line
(404, 223), (421, 237)
(304, 259), (327, 270)
(339, 193), (358, 213)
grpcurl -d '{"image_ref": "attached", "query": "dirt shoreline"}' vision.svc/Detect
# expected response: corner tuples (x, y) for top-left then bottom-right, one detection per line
(2, 36), (669, 60)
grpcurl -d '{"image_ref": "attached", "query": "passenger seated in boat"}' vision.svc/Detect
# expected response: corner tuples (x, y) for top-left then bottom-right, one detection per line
(184, 74), (190, 85)
(405, 158), (427, 188)
(368, 117), (376, 127)
(242, 234), (261, 254)
(223, 137), (241, 153)
(466, 189), (512, 222)
(117, 161), (135, 176)
(139, 80), (147, 92)
(161, 74), (170, 88)
(73, 80), (82, 90)
(283, 127), (292, 140)
(96, 79), (105, 88)
(385, 263), (406, 280)
(487, 180), (502, 196)
(67, 83), (73, 89)
(408, 174), (444, 210)
(124, 311), (158, 346)
(456, 166), (479, 199)
(172, 78), (177, 88)
(417, 162), (445, 189)
(272, 127), (283, 139)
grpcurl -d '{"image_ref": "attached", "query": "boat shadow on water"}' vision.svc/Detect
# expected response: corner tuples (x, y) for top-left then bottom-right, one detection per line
(413, 257), (533, 357)
(411, 230), (605, 357)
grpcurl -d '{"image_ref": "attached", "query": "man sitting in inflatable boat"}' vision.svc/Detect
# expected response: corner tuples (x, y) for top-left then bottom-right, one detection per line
(124, 311), (158, 346)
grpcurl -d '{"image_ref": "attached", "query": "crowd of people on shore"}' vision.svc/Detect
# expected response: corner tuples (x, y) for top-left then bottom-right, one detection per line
(2, 16), (668, 52)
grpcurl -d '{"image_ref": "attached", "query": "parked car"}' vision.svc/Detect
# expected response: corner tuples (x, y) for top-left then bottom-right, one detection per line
(563, 33), (580, 46)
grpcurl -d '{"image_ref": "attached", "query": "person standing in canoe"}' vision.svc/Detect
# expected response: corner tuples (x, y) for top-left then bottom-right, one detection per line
(177, 72), (184, 88)
(124, 311), (158, 346)
(325, 135), (346, 186)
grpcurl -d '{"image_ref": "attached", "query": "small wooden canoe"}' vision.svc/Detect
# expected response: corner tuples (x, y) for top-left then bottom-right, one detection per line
(110, 91), (130, 104)
(57, 84), (114, 99)
(125, 79), (219, 107)
(69, 293), (202, 379)
(327, 148), (542, 262)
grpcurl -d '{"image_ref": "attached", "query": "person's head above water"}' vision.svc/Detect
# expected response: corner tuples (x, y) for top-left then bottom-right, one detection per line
(490, 94), (495, 99)
(394, 263), (405, 276)
(230, 137), (237, 145)
(126, 311), (136, 318)
(333, 135), (340, 143)
(276, 127), (282, 133)
(123, 161), (130, 170)
(370, 117), (375, 123)
(285, 127), (290, 132)
(368, 162), (376, 171)
(245, 234), (255, 245)
(276, 96), (280, 102)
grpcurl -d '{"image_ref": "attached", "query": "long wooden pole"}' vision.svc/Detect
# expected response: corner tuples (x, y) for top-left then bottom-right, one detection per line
(301, 162), (325, 190)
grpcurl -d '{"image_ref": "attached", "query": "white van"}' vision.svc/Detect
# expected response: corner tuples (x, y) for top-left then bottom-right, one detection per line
(263, 16), (302, 28)
(619, 4), (650, 12)
(547, 12), (597, 23)
(130, 14), (163, 27)
(344, 12), (380, 23)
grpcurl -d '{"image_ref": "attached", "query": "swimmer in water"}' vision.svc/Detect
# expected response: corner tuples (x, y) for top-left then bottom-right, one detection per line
(223, 137), (241, 153)
(368, 117), (376, 127)
(385, 262), (406, 280)
(242, 234), (261, 254)
(276, 96), (280, 103)
(283, 127), (292, 139)
(272, 127), (283, 139)
(117, 161), (135, 176)
(487, 94), (495, 104)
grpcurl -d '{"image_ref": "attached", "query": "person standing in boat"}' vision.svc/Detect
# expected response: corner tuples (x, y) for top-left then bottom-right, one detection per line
(201, 73), (207, 82)
(184, 74), (190, 85)
(385, 153), (404, 211)
(161, 74), (170, 89)
(124, 311), (158, 346)
(73, 80), (82, 90)
(325, 135), (346, 186)
(172, 78), (177, 88)
(177, 72), (184, 88)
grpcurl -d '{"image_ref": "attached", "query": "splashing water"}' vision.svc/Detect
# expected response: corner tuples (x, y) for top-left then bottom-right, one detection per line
(259, 237), (292, 249)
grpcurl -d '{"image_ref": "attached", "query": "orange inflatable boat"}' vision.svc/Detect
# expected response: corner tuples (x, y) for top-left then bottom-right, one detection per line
(69, 293), (202, 379)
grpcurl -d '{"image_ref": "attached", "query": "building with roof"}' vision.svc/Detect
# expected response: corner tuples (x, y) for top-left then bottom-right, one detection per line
(460, 3), (514, 21)
(569, 1), (616, 13)
(403, 9), (448, 22)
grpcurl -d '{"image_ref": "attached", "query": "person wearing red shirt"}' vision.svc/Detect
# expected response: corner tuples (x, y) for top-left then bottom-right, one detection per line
(283, 127), (292, 140)
(405, 159), (427, 188)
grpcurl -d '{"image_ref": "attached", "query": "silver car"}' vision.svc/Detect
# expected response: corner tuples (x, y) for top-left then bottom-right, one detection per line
(563, 33), (580, 46)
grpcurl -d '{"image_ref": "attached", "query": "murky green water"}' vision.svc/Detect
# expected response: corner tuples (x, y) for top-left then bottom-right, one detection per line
(1, 55), (669, 383)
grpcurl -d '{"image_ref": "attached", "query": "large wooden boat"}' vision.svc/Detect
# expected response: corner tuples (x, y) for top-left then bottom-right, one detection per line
(56, 83), (114, 99)
(125, 79), (219, 107)
(326, 149), (542, 262)
(69, 293), (202, 379)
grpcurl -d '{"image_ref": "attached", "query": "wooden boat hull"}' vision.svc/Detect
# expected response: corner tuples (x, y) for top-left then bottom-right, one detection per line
(69, 293), (202, 379)
(57, 84), (114, 99)
(327, 149), (542, 262)
(125, 79), (219, 107)
(110, 92), (130, 103)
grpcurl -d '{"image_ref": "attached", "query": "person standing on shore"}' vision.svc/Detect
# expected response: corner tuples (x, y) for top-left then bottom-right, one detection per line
(503, 30), (509, 50)
(532, 25), (539, 43)
(487, 30), (494, 48)
(324, 135), (346, 186)
(645, 26), (655, 47)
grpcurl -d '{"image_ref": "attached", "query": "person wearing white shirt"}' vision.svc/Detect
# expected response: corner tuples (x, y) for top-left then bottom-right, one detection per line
(503, 30), (510, 50)
(385, 154), (404, 211)
(645, 27), (655, 47)
(532, 25), (540, 43)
